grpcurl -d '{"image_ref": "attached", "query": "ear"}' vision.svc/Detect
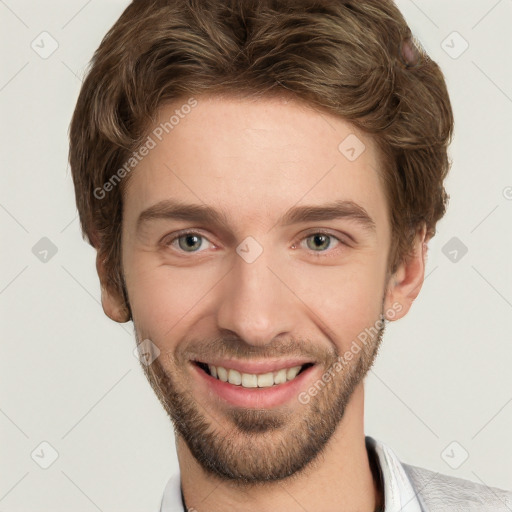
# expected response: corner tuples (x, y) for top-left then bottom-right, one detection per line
(96, 251), (131, 323)
(383, 223), (428, 321)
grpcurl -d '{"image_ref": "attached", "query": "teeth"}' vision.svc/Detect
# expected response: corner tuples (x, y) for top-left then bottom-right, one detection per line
(241, 373), (258, 388)
(217, 366), (228, 382)
(228, 369), (242, 385)
(274, 368), (287, 384)
(286, 366), (301, 380)
(257, 372), (274, 387)
(206, 364), (305, 388)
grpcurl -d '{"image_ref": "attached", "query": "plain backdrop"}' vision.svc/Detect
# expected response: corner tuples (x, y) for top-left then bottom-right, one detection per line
(1, 0), (511, 510)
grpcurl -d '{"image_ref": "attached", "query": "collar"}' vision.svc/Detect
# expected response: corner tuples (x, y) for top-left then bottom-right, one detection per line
(159, 436), (423, 512)
(365, 436), (423, 512)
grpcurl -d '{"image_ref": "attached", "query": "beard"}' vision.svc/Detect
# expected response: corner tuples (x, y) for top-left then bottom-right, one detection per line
(136, 305), (386, 486)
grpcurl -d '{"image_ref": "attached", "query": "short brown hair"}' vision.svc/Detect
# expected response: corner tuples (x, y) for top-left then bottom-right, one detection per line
(68, 0), (454, 313)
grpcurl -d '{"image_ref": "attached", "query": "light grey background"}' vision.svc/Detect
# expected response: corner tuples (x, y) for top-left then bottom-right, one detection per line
(1, 0), (511, 510)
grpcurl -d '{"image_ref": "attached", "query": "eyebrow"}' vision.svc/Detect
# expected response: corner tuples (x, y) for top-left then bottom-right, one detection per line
(136, 199), (376, 235)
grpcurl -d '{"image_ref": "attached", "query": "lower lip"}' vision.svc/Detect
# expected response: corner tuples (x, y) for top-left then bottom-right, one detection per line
(192, 362), (317, 409)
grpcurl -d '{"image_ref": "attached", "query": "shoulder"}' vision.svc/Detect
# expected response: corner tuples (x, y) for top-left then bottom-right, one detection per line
(402, 462), (512, 511)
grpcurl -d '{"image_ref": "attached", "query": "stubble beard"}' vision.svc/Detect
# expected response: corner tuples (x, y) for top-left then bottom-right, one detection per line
(137, 313), (386, 485)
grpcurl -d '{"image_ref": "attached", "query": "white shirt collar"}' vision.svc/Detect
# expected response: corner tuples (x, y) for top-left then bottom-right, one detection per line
(366, 435), (423, 511)
(158, 436), (423, 512)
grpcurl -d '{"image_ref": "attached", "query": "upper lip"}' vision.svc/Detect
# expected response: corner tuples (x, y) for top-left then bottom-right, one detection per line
(193, 358), (314, 375)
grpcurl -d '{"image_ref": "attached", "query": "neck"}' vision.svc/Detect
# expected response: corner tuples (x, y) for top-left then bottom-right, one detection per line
(178, 384), (383, 511)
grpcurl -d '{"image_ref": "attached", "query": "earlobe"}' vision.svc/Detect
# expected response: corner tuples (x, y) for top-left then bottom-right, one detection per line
(96, 253), (131, 323)
(100, 284), (131, 323)
(384, 224), (428, 321)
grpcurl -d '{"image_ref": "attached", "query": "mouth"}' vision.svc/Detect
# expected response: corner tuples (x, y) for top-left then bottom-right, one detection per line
(190, 357), (319, 409)
(194, 361), (315, 388)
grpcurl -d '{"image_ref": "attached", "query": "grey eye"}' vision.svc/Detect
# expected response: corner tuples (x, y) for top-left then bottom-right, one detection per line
(305, 234), (333, 251)
(177, 234), (203, 252)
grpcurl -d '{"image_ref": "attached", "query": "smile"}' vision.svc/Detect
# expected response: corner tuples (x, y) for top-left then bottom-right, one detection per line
(196, 361), (315, 388)
(192, 359), (318, 408)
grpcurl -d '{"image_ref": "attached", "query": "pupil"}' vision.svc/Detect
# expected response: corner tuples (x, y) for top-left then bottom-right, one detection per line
(180, 235), (201, 251)
(311, 234), (329, 250)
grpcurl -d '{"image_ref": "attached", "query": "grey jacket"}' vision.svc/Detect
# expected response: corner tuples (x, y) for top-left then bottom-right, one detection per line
(403, 463), (512, 511)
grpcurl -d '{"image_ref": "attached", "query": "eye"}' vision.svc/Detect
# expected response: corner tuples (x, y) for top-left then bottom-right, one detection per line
(164, 230), (213, 253)
(162, 229), (347, 256)
(295, 231), (345, 256)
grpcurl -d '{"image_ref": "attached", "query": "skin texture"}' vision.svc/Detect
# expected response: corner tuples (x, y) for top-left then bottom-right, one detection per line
(97, 94), (427, 512)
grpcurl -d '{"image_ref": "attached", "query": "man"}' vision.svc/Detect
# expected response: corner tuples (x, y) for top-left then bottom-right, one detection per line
(68, 0), (512, 510)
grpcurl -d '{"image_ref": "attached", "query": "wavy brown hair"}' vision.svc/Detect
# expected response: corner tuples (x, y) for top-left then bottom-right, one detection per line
(68, 0), (454, 316)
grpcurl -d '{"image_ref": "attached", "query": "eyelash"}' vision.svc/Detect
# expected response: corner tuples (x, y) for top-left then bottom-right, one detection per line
(162, 229), (348, 257)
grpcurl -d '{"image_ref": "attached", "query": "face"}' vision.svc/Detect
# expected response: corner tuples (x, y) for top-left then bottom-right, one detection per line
(106, 94), (420, 483)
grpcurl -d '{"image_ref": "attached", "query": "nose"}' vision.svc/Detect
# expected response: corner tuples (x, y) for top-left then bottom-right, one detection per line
(215, 246), (299, 348)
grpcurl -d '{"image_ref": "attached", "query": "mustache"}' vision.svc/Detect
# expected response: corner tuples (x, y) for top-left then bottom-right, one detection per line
(176, 333), (338, 366)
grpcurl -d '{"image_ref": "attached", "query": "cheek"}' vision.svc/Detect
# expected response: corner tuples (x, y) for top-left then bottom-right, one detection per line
(125, 258), (217, 339)
(287, 260), (385, 351)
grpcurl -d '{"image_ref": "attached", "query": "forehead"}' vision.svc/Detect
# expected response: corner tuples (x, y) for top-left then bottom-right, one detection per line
(122, 94), (389, 234)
